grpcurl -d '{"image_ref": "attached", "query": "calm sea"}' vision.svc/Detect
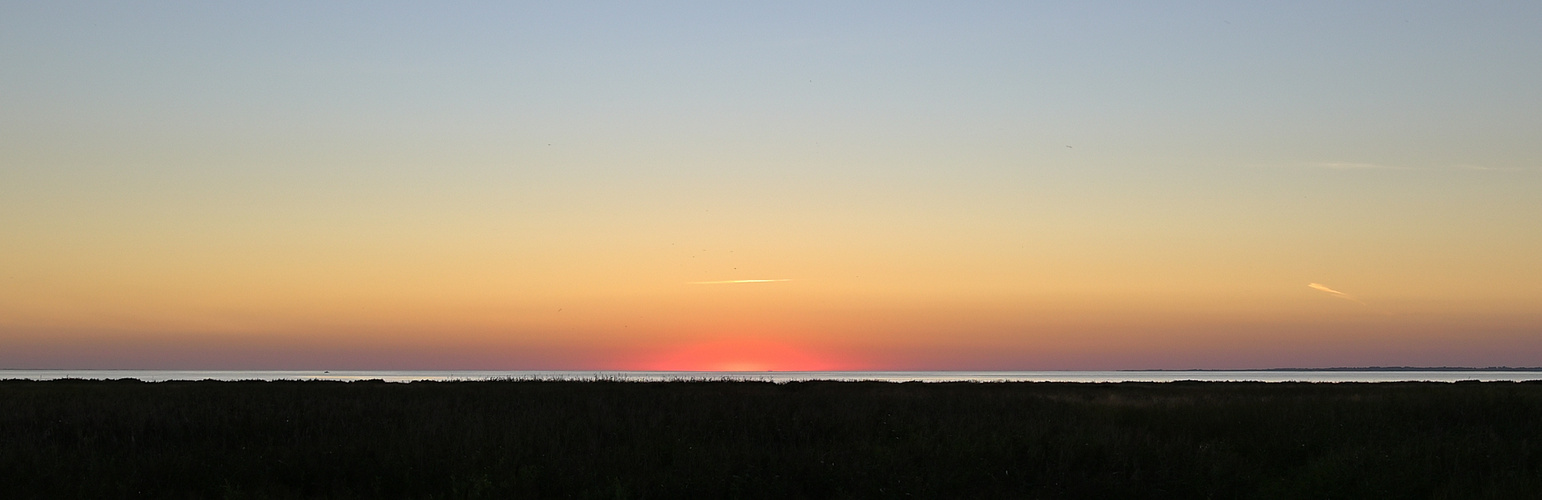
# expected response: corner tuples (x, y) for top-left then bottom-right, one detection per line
(3, 370), (1541, 383)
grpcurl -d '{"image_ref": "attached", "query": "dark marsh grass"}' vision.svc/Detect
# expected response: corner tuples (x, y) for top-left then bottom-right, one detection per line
(3, 379), (1540, 499)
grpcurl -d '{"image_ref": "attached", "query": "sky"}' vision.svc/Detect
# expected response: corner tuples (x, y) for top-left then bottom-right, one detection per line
(2, 1), (1540, 370)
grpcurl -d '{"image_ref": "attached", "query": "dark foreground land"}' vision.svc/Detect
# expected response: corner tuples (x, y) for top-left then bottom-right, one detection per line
(4, 380), (1541, 499)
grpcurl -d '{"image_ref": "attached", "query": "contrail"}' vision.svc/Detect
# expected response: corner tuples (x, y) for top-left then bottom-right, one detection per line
(689, 279), (792, 285)
(1308, 283), (1367, 306)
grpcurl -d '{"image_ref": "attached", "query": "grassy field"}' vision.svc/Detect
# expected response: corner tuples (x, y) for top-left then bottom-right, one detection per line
(3, 379), (1540, 499)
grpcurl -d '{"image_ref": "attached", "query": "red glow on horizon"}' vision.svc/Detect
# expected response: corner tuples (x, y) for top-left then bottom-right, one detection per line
(635, 339), (855, 372)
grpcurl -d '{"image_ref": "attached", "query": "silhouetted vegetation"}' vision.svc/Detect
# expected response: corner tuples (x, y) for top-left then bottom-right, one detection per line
(3, 379), (1540, 499)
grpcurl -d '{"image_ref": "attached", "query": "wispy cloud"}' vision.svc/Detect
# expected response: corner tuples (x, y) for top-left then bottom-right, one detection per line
(689, 279), (792, 285)
(1308, 282), (1364, 304)
(1307, 283), (1394, 317)
(1310, 161), (1405, 170)
(1302, 161), (1531, 172)
(1455, 164), (1528, 172)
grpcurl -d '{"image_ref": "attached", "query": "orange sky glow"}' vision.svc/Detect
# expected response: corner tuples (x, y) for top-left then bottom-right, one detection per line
(3, 3), (1540, 370)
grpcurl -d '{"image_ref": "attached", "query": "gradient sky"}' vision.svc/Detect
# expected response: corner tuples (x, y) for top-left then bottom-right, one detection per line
(3, 1), (1540, 370)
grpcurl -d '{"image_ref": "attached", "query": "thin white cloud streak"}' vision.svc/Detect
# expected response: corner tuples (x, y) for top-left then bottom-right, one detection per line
(689, 279), (792, 285)
(1304, 161), (1531, 172)
(1309, 282), (1394, 315)
(1455, 164), (1528, 172)
(1309, 283), (1368, 306)
(1311, 161), (1405, 170)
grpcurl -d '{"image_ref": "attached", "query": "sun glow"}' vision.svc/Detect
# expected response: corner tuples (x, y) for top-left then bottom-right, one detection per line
(637, 339), (853, 372)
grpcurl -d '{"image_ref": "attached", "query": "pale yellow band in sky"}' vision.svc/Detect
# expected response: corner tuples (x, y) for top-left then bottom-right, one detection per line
(689, 279), (793, 285)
